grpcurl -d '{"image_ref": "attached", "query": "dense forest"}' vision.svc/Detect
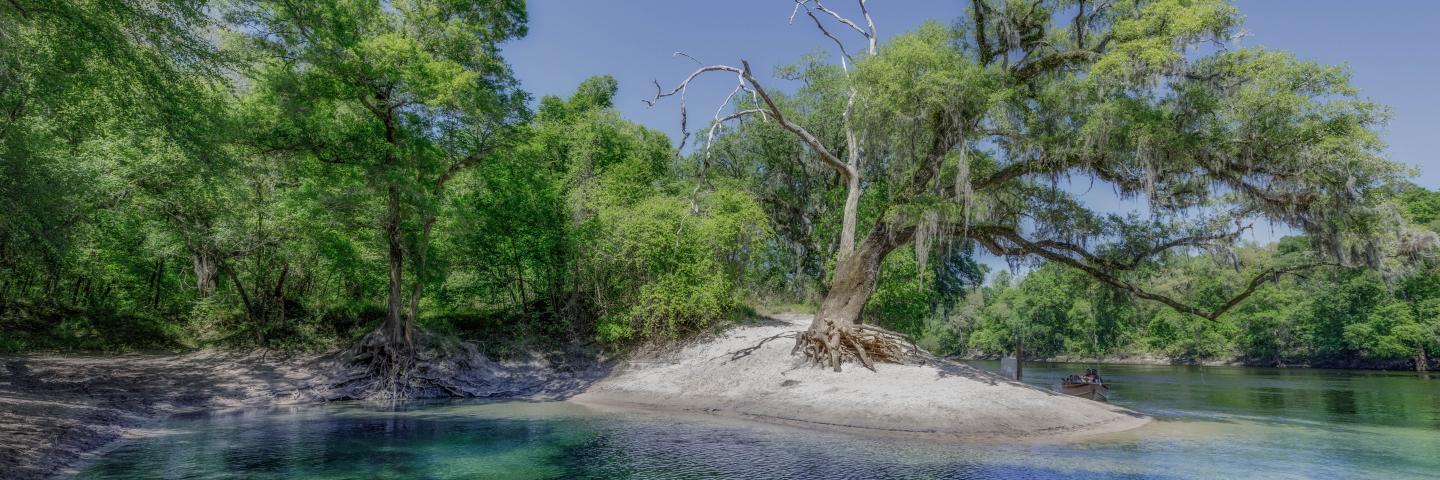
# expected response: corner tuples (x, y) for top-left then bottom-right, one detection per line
(2, 0), (1435, 378)
(903, 184), (1440, 370)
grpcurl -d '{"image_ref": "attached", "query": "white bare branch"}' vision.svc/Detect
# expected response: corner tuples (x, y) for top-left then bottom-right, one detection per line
(704, 108), (766, 159)
(673, 51), (703, 66)
(740, 60), (855, 180)
(792, 0), (877, 56)
(787, 0), (873, 259)
(649, 6), (874, 261)
(802, 7), (855, 68)
(791, 0), (879, 64)
(857, 0), (878, 55)
(643, 61), (744, 153)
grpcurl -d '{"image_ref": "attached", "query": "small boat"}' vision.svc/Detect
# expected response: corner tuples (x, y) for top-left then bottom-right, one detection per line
(1060, 381), (1110, 401)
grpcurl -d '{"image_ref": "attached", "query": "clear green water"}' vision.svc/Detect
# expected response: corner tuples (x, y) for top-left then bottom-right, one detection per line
(78, 363), (1440, 479)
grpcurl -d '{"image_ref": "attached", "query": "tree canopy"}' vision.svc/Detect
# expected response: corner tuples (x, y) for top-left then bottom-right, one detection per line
(1, 0), (1431, 378)
(651, 0), (1409, 370)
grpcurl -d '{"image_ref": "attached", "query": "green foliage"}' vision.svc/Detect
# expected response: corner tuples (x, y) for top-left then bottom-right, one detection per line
(1398, 183), (1440, 230)
(438, 77), (769, 346)
(0, 302), (188, 353)
(1, 0), (1429, 374)
(586, 187), (771, 342)
(866, 249), (938, 338)
(1091, 0), (1240, 82)
(949, 217), (1440, 369)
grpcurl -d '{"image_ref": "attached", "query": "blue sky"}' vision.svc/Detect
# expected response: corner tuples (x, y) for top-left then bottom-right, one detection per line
(508, 0), (1439, 187)
(504, 1), (1440, 272)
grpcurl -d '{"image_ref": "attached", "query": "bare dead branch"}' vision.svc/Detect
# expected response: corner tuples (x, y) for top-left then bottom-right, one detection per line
(792, 2), (856, 68)
(856, 0), (878, 55)
(643, 63), (742, 107)
(642, 61), (744, 153)
(705, 107), (765, 159)
(798, 0), (875, 55)
(649, 9), (866, 261)
(740, 60), (855, 179)
(674, 51), (703, 66)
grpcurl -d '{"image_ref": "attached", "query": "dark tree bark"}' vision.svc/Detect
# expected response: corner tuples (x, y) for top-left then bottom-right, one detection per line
(1418, 346), (1429, 373)
(383, 182), (410, 349)
(151, 258), (164, 309)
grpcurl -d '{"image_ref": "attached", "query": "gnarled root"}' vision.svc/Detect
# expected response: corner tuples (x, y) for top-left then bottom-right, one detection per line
(323, 329), (419, 401)
(316, 328), (522, 401)
(791, 319), (913, 372)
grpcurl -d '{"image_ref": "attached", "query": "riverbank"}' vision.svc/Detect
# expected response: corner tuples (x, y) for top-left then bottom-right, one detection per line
(4, 315), (1160, 478)
(959, 353), (1435, 371)
(0, 347), (606, 479)
(0, 351), (319, 479)
(573, 314), (1151, 442)
(69, 353), (1440, 479)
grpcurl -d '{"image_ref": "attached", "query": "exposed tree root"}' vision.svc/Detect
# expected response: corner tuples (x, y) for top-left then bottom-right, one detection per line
(726, 331), (798, 362)
(791, 319), (915, 372)
(314, 328), (548, 401)
(725, 320), (916, 372)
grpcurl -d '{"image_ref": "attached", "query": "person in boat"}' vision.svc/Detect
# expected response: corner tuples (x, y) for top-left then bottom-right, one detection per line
(1082, 368), (1103, 384)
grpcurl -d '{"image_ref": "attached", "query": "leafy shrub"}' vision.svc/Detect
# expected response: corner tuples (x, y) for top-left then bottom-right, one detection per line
(585, 185), (770, 344)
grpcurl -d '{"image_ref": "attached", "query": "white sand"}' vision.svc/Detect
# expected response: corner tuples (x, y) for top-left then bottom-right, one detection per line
(572, 314), (1150, 441)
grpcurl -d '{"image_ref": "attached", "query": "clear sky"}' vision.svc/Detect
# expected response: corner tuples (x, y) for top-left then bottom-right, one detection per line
(504, 1), (1440, 271)
(508, 0), (1439, 186)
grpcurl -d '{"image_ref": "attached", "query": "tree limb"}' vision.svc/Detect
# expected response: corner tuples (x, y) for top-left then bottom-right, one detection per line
(792, 0), (876, 55)
(1013, 49), (1101, 81)
(643, 61), (745, 153)
(966, 224), (1336, 321)
(741, 60), (855, 180)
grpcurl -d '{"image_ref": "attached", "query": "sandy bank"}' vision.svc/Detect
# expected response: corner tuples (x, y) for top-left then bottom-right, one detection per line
(0, 351), (319, 479)
(573, 314), (1150, 441)
(0, 348), (604, 479)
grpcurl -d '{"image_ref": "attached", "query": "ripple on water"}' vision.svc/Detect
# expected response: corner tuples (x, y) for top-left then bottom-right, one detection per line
(79, 364), (1440, 480)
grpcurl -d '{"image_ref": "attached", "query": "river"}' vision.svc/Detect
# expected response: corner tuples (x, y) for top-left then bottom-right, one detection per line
(77, 363), (1440, 479)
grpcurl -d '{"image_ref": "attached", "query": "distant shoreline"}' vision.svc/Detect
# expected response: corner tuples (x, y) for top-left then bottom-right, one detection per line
(957, 354), (1435, 372)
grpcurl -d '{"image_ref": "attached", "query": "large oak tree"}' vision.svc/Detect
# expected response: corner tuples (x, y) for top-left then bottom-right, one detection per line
(653, 0), (1404, 370)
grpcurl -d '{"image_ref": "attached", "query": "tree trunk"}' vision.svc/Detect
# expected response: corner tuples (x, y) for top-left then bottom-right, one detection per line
(813, 221), (913, 330)
(191, 249), (218, 298)
(836, 173), (861, 261)
(792, 242), (807, 299)
(407, 217), (435, 326)
(222, 263), (258, 342)
(813, 248), (879, 333)
(151, 259), (164, 309)
(383, 182), (411, 349)
(800, 220), (916, 371)
(1418, 345), (1429, 373)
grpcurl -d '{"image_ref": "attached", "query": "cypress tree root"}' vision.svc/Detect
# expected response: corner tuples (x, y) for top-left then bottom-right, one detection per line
(317, 328), (528, 401)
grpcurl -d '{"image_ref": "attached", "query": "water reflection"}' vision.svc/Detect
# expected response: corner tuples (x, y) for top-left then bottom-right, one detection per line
(78, 364), (1440, 480)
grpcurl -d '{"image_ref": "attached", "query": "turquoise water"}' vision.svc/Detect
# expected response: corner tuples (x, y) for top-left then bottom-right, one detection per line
(78, 363), (1440, 479)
